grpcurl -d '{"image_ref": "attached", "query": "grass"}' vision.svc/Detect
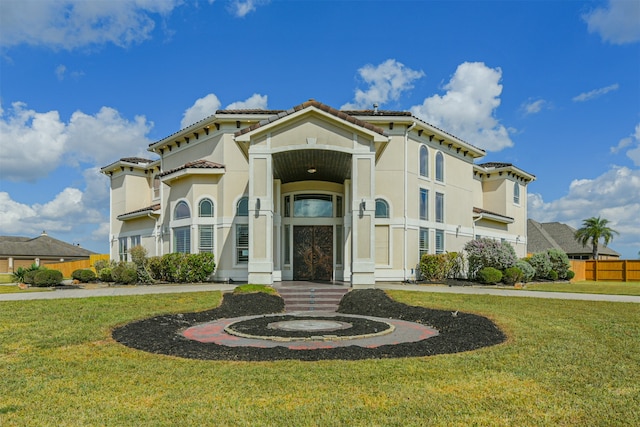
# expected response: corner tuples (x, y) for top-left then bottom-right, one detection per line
(1, 291), (639, 426)
(0, 274), (13, 284)
(0, 285), (52, 294)
(233, 284), (279, 295)
(525, 280), (640, 296)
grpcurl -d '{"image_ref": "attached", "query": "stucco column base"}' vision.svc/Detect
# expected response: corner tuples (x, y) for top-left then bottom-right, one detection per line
(248, 272), (274, 285)
(350, 272), (375, 288)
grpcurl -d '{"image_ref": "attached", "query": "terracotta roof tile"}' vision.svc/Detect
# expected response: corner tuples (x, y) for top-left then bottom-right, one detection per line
(473, 207), (514, 221)
(158, 160), (225, 177)
(117, 204), (161, 219)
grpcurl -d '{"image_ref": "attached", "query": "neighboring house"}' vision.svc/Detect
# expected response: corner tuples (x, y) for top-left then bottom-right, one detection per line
(527, 219), (620, 260)
(101, 99), (535, 286)
(0, 231), (96, 273)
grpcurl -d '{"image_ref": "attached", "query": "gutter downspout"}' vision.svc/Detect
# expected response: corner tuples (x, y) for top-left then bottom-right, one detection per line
(404, 122), (416, 282)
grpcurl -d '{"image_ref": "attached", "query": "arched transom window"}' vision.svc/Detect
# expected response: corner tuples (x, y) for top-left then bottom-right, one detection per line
(419, 145), (428, 177)
(236, 197), (249, 216)
(199, 198), (214, 217)
(174, 201), (190, 220)
(375, 199), (389, 218)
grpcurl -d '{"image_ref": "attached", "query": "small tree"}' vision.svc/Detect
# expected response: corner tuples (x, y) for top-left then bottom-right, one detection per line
(574, 216), (619, 260)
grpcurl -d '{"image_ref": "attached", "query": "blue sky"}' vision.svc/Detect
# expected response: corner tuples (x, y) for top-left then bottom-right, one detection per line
(0, 0), (639, 258)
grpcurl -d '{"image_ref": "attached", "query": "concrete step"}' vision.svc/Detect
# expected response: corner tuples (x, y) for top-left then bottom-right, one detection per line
(277, 285), (349, 313)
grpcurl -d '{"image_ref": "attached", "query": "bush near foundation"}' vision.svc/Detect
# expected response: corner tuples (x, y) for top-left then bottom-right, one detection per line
(502, 267), (523, 285)
(516, 260), (535, 282)
(33, 270), (63, 287)
(99, 267), (113, 282)
(547, 249), (571, 279)
(477, 267), (503, 284)
(419, 252), (463, 281)
(464, 238), (517, 279)
(147, 253), (216, 283)
(71, 269), (96, 283)
(111, 262), (138, 285)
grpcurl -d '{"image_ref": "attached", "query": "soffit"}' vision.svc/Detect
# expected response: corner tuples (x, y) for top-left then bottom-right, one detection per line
(272, 149), (351, 184)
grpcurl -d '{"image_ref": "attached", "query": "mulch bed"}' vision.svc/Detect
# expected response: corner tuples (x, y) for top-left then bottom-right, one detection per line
(112, 289), (506, 361)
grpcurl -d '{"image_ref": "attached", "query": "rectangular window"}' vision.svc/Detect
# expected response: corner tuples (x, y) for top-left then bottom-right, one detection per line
(419, 227), (429, 259)
(419, 188), (428, 220)
(284, 195), (290, 217)
(336, 196), (343, 217)
(336, 225), (343, 265)
(199, 225), (214, 254)
(294, 194), (333, 217)
(130, 235), (141, 248)
(435, 230), (444, 254)
(118, 237), (128, 261)
(152, 176), (160, 200)
(236, 224), (249, 264)
(174, 227), (191, 253)
(435, 192), (444, 223)
(284, 225), (290, 265)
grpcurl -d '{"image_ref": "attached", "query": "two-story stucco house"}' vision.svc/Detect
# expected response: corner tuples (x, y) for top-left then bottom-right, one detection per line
(101, 99), (535, 286)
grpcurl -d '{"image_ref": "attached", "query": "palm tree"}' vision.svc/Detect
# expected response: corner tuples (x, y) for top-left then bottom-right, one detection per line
(574, 216), (619, 260)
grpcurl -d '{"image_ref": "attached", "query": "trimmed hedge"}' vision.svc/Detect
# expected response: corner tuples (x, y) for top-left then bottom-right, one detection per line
(71, 269), (96, 283)
(477, 267), (503, 284)
(502, 267), (523, 285)
(33, 270), (63, 287)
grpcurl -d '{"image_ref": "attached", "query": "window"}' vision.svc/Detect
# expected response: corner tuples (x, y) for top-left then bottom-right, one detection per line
(283, 225), (290, 264)
(293, 194), (333, 217)
(336, 226), (343, 265)
(237, 197), (249, 216)
(514, 182), (520, 204)
(174, 201), (190, 220)
(419, 227), (429, 259)
(284, 195), (291, 217)
(419, 145), (428, 177)
(336, 196), (343, 217)
(435, 192), (444, 223)
(419, 188), (428, 220)
(199, 225), (214, 254)
(435, 230), (444, 254)
(435, 152), (444, 182)
(236, 224), (249, 263)
(118, 237), (128, 261)
(375, 199), (389, 218)
(152, 176), (160, 199)
(130, 235), (141, 248)
(174, 226), (191, 253)
(199, 198), (214, 217)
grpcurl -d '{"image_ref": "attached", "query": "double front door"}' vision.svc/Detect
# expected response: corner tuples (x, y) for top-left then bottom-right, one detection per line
(293, 226), (333, 281)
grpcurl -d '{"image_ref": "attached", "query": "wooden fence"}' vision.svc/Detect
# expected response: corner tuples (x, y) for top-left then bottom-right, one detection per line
(570, 259), (640, 282)
(43, 254), (110, 278)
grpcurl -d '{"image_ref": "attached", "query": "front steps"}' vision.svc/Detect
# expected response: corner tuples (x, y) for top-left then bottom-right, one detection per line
(275, 283), (350, 312)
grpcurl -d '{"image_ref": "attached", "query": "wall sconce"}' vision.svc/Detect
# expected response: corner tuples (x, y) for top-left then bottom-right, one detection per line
(256, 198), (261, 211)
(516, 235), (521, 244)
(359, 198), (366, 218)
(456, 225), (461, 236)
(307, 166), (317, 174)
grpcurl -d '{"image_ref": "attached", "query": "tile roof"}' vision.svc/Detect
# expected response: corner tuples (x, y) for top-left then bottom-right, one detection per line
(478, 162), (513, 168)
(232, 99), (388, 138)
(473, 207), (514, 221)
(120, 157), (155, 164)
(117, 204), (161, 219)
(0, 233), (96, 258)
(158, 160), (225, 178)
(527, 219), (620, 256)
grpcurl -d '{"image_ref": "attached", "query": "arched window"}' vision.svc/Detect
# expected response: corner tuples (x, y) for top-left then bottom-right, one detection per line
(237, 197), (249, 216)
(199, 198), (214, 217)
(419, 145), (428, 177)
(435, 152), (444, 182)
(174, 201), (190, 220)
(514, 182), (520, 204)
(375, 199), (389, 218)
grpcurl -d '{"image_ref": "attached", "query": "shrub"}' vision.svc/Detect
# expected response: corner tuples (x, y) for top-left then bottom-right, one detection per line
(527, 252), (552, 279)
(99, 267), (113, 282)
(94, 259), (116, 274)
(477, 267), (503, 284)
(183, 252), (216, 282)
(502, 267), (523, 285)
(566, 270), (575, 280)
(111, 262), (138, 285)
(129, 245), (154, 284)
(147, 253), (216, 283)
(71, 269), (96, 283)
(146, 256), (164, 281)
(33, 269), (63, 287)
(547, 249), (571, 279)
(515, 260), (535, 282)
(23, 270), (39, 285)
(464, 238), (517, 279)
(548, 270), (559, 281)
(420, 253), (464, 281)
(11, 263), (43, 283)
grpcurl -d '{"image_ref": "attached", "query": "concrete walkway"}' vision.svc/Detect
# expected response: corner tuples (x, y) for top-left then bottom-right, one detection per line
(1, 281), (639, 303)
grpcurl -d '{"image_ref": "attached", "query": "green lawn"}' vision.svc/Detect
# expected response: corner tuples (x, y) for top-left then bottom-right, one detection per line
(0, 285), (52, 294)
(1, 291), (639, 426)
(525, 280), (640, 296)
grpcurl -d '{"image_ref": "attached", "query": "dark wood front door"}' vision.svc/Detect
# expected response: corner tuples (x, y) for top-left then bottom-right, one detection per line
(293, 226), (333, 281)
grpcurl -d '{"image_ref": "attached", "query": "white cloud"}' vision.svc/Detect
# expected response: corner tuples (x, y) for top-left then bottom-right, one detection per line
(625, 123), (640, 166)
(522, 99), (548, 115)
(583, 0), (640, 45)
(410, 62), (513, 152)
(55, 64), (66, 81)
(181, 94), (221, 129)
(226, 93), (268, 110)
(528, 166), (640, 258)
(228, 0), (270, 18)
(0, 0), (181, 50)
(341, 59), (425, 110)
(572, 83), (619, 102)
(0, 102), (154, 182)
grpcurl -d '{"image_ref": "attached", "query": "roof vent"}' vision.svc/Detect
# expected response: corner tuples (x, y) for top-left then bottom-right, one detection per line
(373, 103), (379, 114)
(41, 230), (47, 236)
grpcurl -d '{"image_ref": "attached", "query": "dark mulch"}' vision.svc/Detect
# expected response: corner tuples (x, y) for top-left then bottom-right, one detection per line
(112, 289), (506, 361)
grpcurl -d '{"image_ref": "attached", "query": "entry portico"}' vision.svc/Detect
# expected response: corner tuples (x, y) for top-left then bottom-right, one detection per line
(234, 103), (389, 286)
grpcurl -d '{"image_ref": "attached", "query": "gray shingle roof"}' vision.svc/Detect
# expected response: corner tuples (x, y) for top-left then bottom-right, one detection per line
(0, 233), (96, 258)
(527, 219), (620, 257)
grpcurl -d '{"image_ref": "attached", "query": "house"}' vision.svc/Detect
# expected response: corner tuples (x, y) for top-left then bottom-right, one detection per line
(0, 231), (96, 273)
(527, 219), (620, 260)
(101, 99), (535, 286)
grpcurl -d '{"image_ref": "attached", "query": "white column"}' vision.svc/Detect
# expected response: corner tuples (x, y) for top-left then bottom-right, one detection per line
(350, 152), (376, 287)
(248, 151), (274, 284)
